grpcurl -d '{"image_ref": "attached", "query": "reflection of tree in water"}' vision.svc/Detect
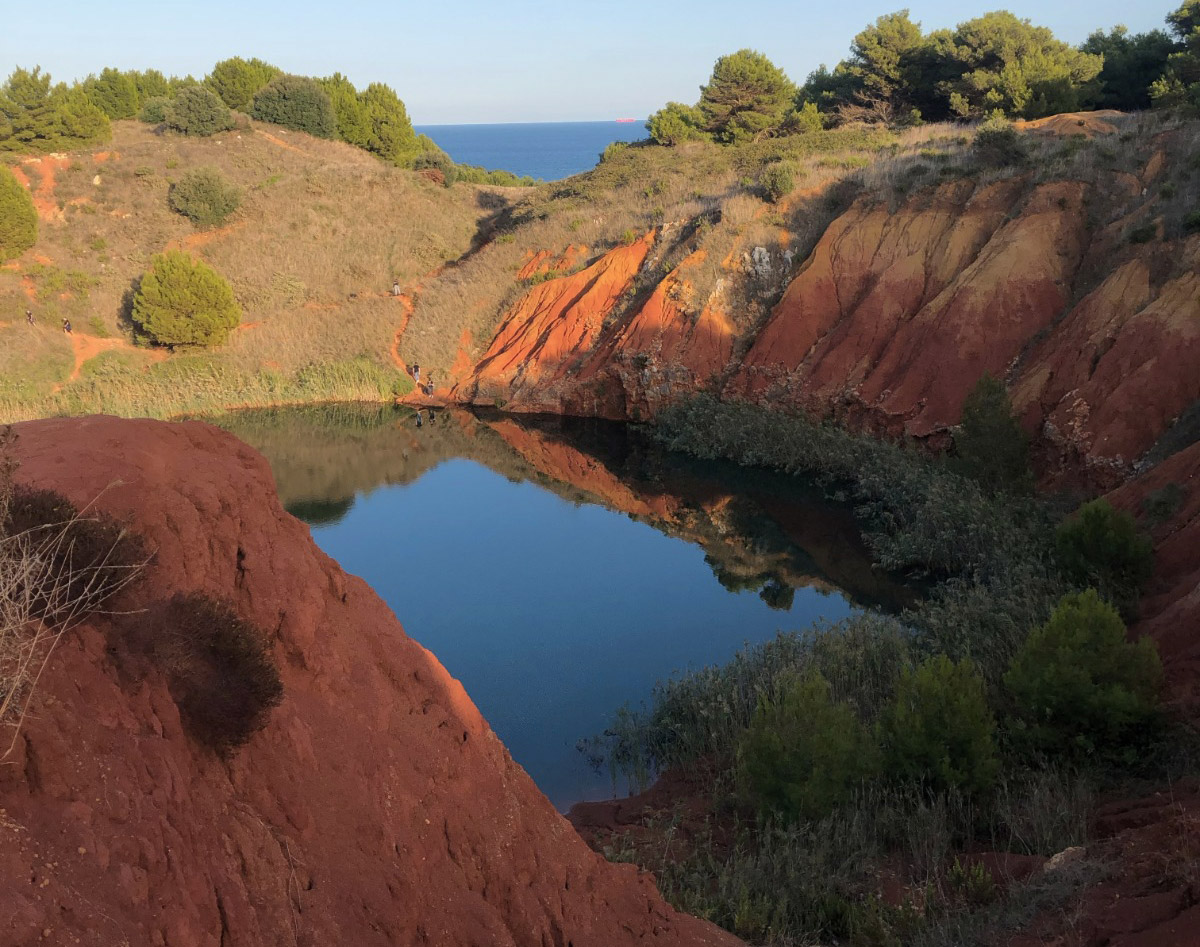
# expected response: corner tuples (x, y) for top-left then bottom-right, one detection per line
(285, 496), (355, 527)
(706, 555), (796, 611)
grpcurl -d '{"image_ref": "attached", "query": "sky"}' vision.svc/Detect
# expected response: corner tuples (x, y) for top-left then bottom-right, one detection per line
(0, 1), (1171, 124)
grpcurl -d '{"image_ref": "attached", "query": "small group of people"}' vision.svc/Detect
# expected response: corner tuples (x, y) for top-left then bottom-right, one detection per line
(21, 308), (71, 334)
(414, 408), (436, 427)
(410, 364), (435, 395)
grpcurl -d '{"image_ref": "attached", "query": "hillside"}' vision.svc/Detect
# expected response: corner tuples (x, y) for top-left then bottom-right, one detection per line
(0, 118), (500, 418)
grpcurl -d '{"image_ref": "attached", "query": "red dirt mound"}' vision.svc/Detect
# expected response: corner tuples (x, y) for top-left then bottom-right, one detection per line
(0, 416), (741, 947)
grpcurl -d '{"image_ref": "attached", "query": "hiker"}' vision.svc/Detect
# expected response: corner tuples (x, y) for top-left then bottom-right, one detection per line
(428, 408), (436, 424)
(62, 318), (72, 334)
(415, 409), (423, 428)
(392, 280), (401, 297)
(25, 309), (33, 326)
(426, 371), (434, 392)
(412, 364), (420, 385)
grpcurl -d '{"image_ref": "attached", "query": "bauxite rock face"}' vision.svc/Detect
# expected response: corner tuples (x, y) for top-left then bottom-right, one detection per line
(0, 415), (741, 947)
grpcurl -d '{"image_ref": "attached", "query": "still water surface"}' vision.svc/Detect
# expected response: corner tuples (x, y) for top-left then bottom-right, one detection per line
(215, 405), (898, 809)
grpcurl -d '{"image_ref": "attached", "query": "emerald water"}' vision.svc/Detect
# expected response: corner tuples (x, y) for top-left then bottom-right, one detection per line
(214, 405), (904, 810)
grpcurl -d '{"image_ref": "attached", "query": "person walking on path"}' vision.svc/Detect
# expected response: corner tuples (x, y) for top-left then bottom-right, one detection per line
(392, 280), (401, 297)
(412, 364), (420, 386)
(25, 309), (34, 326)
(62, 318), (72, 334)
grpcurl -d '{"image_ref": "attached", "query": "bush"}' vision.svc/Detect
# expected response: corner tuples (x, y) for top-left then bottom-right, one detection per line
(759, 161), (796, 203)
(206, 57), (280, 111)
(131, 250), (242, 347)
(971, 118), (1030, 168)
(137, 96), (172, 123)
(168, 167), (241, 228)
(953, 373), (1032, 494)
(738, 670), (880, 821)
(412, 149), (456, 186)
(166, 86), (233, 137)
(880, 655), (999, 794)
(152, 592), (283, 752)
(1004, 590), (1162, 760)
(646, 102), (709, 146)
(4, 485), (146, 617)
(0, 165), (37, 262)
(82, 68), (139, 120)
(1127, 223), (1156, 244)
(251, 74), (336, 139)
(1054, 499), (1153, 618)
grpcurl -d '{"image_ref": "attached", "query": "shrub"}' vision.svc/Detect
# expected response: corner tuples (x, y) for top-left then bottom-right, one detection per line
(4, 485), (146, 618)
(879, 655), (999, 794)
(759, 161), (796, 203)
(168, 167), (241, 228)
(138, 96), (172, 123)
(953, 373), (1032, 494)
(738, 670), (880, 821)
(1185, 211), (1200, 234)
(131, 250), (242, 347)
(971, 118), (1030, 168)
(1004, 590), (1162, 760)
(412, 150), (456, 186)
(1142, 482), (1185, 527)
(646, 102), (709, 146)
(0, 165), (37, 262)
(599, 140), (629, 163)
(1127, 223), (1157, 244)
(251, 74), (336, 139)
(152, 592), (283, 752)
(166, 86), (233, 137)
(206, 57), (280, 110)
(783, 101), (824, 134)
(1054, 499), (1153, 618)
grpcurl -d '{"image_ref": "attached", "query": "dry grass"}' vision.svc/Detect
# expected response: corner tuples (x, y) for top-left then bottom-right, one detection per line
(0, 119), (499, 420)
(0, 429), (146, 758)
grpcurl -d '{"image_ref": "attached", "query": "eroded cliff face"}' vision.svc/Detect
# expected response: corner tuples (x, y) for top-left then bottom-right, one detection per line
(449, 146), (1196, 488)
(0, 416), (741, 947)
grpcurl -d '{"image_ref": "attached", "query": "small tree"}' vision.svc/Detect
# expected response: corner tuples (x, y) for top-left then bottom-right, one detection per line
(251, 75), (336, 139)
(83, 67), (140, 120)
(132, 250), (241, 346)
(1005, 590), (1162, 760)
(138, 96), (172, 124)
(971, 117), (1030, 169)
(0, 165), (37, 261)
(880, 655), (998, 794)
(166, 86), (233, 137)
(646, 101), (709, 146)
(738, 670), (879, 821)
(953, 373), (1032, 493)
(699, 50), (797, 144)
(1055, 499), (1153, 618)
(759, 161), (796, 203)
(168, 167), (241, 228)
(206, 57), (280, 111)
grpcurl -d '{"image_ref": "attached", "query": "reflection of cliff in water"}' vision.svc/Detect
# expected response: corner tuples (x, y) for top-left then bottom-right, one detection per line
(210, 404), (910, 611)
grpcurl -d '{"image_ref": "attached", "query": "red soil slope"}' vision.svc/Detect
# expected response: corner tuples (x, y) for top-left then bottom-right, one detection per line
(0, 416), (741, 947)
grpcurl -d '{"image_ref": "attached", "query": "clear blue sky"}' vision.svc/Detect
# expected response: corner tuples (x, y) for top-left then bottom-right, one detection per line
(0, 1), (1170, 123)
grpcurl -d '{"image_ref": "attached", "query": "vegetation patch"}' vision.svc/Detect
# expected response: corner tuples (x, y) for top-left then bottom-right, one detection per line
(168, 167), (242, 229)
(149, 592), (283, 753)
(0, 165), (37, 261)
(131, 250), (241, 347)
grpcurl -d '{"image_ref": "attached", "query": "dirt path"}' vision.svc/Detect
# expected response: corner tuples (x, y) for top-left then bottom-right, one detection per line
(66, 334), (166, 383)
(167, 221), (246, 254)
(254, 129), (307, 155)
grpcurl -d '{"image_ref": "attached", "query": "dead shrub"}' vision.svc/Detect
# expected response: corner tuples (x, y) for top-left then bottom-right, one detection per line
(151, 592), (283, 753)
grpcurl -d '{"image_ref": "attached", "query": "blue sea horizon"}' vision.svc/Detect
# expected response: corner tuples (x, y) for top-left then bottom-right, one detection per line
(413, 119), (647, 181)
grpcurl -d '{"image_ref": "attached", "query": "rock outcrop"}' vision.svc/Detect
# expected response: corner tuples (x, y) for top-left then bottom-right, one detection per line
(0, 416), (741, 947)
(447, 152), (1197, 489)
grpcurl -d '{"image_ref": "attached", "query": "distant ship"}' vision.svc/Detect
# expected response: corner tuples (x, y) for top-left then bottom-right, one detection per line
(615, 118), (637, 123)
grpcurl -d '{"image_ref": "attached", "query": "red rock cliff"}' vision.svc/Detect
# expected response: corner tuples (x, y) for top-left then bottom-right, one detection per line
(0, 416), (741, 947)
(445, 149), (1196, 488)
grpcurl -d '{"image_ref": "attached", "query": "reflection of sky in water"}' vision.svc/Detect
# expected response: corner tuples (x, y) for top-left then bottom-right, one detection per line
(309, 458), (854, 811)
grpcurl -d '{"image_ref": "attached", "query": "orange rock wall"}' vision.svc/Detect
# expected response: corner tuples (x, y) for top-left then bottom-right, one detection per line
(449, 161), (1196, 487)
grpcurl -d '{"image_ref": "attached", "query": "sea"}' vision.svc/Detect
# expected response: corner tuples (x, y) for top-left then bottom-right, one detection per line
(413, 120), (647, 182)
